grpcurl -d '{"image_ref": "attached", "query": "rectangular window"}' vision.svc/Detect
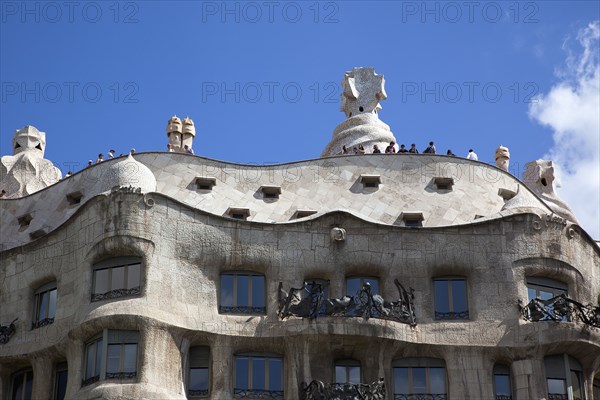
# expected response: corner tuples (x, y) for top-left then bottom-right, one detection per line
(434, 277), (469, 320)
(92, 258), (142, 302)
(526, 277), (568, 321)
(83, 330), (139, 386)
(493, 365), (512, 400)
(189, 346), (210, 397)
(54, 364), (68, 400)
(393, 359), (447, 398)
(32, 282), (57, 329)
(335, 360), (361, 384)
(219, 272), (266, 314)
(346, 277), (379, 296)
(11, 370), (33, 400)
(234, 354), (283, 398)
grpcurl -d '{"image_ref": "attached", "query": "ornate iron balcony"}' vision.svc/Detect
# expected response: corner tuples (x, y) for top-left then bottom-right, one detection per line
(279, 279), (416, 326)
(31, 317), (54, 330)
(91, 286), (141, 302)
(219, 306), (267, 314)
(189, 389), (209, 396)
(81, 375), (100, 386)
(106, 371), (137, 380)
(434, 311), (469, 321)
(303, 378), (385, 400)
(495, 395), (512, 400)
(519, 294), (600, 328)
(547, 394), (568, 400)
(234, 388), (284, 398)
(0, 318), (17, 344)
(393, 395), (447, 400)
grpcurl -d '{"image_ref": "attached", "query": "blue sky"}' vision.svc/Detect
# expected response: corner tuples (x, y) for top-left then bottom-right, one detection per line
(1, 1), (599, 238)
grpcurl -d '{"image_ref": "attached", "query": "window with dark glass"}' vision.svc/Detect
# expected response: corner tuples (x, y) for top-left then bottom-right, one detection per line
(434, 277), (469, 320)
(234, 354), (283, 398)
(92, 257), (141, 302)
(346, 277), (379, 296)
(83, 330), (139, 386)
(11, 369), (33, 400)
(219, 272), (266, 314)
(544, 355), (585, 400)
(32, 282), (57, 329)
(188, 346), (210, 397)
(334, 360), (361, 384)
(493, 364), (512, 400)
(54, 363), (68, 400)
(393, 358), (447, 400)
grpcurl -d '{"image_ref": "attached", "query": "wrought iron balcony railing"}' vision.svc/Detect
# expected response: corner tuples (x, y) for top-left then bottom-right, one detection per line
(105, 371), (137, 380)
(434, 311), (469, 321)
(188, 388), (209, 396)
(234, 388), (284, 398)
(31, 317), (54, 330)
(303, 379), (385, 400)
(393, 395), (447, 400)
(91, 286), (141, 302)
(0, 318), (17, 344)
(219, 306), (267, 314)
(519, 294), (600, 328)
(81, 375), (100, 386)
(279, 279), (416, 326)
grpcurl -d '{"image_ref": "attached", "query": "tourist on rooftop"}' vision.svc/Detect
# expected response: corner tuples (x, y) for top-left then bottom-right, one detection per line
(358, 144), (366, 154)
(108, 149), (115, 159)
(342, 145), (349, 155)
(385, 141), (396, 153)
(353, 147), (359, 154)
(96, 153), (104, 163)
(167, 144), (174, 152)
(409, 144), (419, 154)
(87, 160), (93, 167)
(447, 149), (455, 156)
(467, 149), (478, 160)
(398, 144), (408, 153)
(372, 144), (381, 153)
(184, 145), (194, 155)
(0, 190), (6, 198)
(423, 141), (436, 154)
(130, 148), (136, 155)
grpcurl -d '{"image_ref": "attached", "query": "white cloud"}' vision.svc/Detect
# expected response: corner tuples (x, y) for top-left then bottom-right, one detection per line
(529, 21), (600, 240)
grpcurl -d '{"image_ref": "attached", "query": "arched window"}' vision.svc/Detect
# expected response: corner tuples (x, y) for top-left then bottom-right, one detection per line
(334, 359), (361, 384)
(11, 369), (33, 400)
(393, 358), (447, 399)
(219, 272), (266, 314)
(433, 277), (469, 320)
(526, 277), (567, 301)
(544, 355), (585, 400)
(493, 364), (512, 400)
(188, 346), (210, 397)
(234, 353), (283, 398)
(92, 257), (142, 302)
(32, 281), (57, 329)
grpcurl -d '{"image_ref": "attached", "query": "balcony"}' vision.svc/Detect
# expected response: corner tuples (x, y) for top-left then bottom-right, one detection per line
(519, 294), (600, 328)
(303, 378), (385, 400)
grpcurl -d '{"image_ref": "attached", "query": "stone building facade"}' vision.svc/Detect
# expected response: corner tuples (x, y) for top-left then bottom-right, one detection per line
(1, 68), (599, 400)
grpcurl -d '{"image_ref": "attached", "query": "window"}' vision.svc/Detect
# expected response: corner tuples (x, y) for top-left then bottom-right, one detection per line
(526, 277), (568, 322)
(54, 363), (68, 400)
(188, 346), (210, 397)
(234, 354), (283, 398)
(434, 277), (469, 320)
(593, 378), (599, 400)
(17, 214), (32, 229)
(32, 282), (57, 329)
(83, 330), (139, 386)
(434, 177), (454, 191)
(346, 276), (379, 296)
(544, 355), (585, 400)
(260, 185), (281, 199)
(360, 174), (381, 189)
(399, 212), (424, 227)
(393, 358), (446, 399)
(92, 257), (141, 302)
(226, 207), (250, 220)
(493, 364), (512, 400)
(66, 191), (83, 205)
(220, 272), (266, 314)
(11, 369), (33, 400)
(335, 360), (361, 384)
(195, 177), (216, 190)
(293, 209), (317, 219)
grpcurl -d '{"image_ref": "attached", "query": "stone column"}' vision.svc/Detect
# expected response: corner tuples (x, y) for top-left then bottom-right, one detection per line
(511, 358), (546, 400)
(31, 354), (53, 400)
(141, 324), (184, 397)
(211, 336), (233, 398)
